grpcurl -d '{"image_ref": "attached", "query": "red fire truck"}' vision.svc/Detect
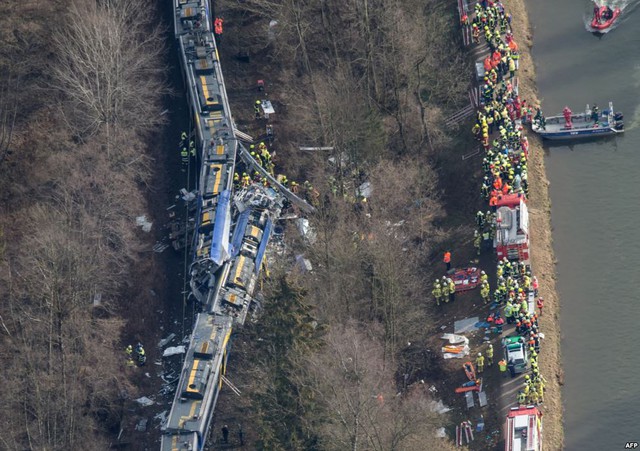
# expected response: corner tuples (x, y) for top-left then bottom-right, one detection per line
(494, 193), (530, 262)
(504, 405), (542, 451)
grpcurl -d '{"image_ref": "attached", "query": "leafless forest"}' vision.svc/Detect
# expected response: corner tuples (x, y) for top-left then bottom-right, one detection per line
(0, 0), (474, 449)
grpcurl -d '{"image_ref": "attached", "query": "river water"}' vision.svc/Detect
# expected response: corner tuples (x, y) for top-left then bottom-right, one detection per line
(526, 0), (640, 448)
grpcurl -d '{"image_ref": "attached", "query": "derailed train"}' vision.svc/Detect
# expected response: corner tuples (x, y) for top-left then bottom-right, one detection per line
(161, 1), (286, 449)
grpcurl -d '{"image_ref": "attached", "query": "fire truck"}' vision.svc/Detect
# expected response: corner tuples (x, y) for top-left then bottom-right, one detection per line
(494, 193), (530, 262)
(504, 406), (543, 451)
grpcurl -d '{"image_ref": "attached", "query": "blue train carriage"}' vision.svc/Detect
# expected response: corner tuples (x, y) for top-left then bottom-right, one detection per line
(161, 314), (232, 451)
(210, 185), (283, 324)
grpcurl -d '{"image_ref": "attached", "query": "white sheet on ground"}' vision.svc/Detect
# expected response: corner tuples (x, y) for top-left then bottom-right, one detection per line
(441, 333), (468, 344)
(454, 317), (479, 334)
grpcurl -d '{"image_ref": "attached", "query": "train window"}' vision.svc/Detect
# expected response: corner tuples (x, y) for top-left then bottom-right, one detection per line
(207, 97), (214, 102)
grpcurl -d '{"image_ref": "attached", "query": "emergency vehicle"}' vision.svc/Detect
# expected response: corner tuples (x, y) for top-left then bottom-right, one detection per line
(494, 193), (530, 262)
(504, 405), (542, 451)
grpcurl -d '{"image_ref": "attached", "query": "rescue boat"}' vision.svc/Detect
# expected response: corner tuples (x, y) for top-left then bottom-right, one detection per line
(590, 5), (621, 31)
(531, 102), (624, 140)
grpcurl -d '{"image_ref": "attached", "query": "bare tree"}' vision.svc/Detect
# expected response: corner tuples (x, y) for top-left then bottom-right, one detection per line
(51, 0), (167, 146)
(305, 323), (454, 451)
(0, 74), (17, 163)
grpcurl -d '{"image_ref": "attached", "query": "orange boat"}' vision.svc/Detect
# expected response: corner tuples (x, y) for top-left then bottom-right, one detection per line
(591, 4), (621, 32)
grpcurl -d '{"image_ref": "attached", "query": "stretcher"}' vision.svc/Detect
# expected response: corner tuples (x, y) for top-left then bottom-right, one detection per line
(455, 379), (482, 393)
(464, 361), (476, 381)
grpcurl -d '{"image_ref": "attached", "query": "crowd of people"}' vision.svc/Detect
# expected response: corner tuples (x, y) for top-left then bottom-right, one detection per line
(465, 0), (548, 407)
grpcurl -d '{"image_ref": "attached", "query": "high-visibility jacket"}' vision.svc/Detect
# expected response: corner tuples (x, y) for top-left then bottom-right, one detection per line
(498, 360), (507, 371)
(486, 347), (493, 358)
(443, 252), (451, 263)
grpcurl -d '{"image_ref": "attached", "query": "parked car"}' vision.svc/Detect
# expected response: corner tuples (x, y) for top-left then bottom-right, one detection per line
(502, 336), (528, 376)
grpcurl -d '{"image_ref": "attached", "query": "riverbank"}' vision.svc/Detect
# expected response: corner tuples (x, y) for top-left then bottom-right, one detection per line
(508, 0), (565, 448)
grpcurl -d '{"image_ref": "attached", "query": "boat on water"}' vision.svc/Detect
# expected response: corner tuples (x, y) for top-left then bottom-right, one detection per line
(531, 102), (624, 140)
(590, 4), (621, 32)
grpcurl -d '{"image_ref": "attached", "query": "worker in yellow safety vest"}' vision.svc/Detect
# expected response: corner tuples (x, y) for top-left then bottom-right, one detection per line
(432, 281), (442, 306)
(476, 353), (485, 373)
(441, 279), (450, 303)
(486, 344), (494, 366)
(498, 359), (507, 378)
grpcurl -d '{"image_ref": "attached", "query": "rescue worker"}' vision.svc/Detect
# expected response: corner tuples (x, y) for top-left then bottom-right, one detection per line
(494, 315), (505, 334)
(125, 345), (133, 357)
(214, 17), (224, 35)
(517, 390), (526, 405)
(241, 172), (250, 187)
(290, 181), (299, 194)
(444, 251), (452, 271)
(432, 280), (442, 306)
(537, 382), (544, 403)
(136, 343), (146, 366)
(442, 278), (450, 304)
(536, 296), (544, 316)
(476, 210), (485, 229)
(474, 230), (482, 256)
(180, 146), (189, 167)
(480, 281), (490, 304)
(482, 228), (491, 250)
(254, 100), (262, 119)
(448, 278), (456, 303)
(486, 344), (494, 366)
(221, 425), (229, 444)
(189, 140), (196, 157)
(476, 352), (485, 373)
(532, 276), (539, 296)
(591, 104), (599, 123)
(499, 358), (508, 378)
(233, 172), (240, 188)
(480, 270), (488, 284)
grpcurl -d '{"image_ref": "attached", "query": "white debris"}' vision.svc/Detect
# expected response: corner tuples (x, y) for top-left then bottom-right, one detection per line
(357, 181), (372, 198)
(154, 410), (168, 425)
(294, 255), (313, 273)
(158, 333), (176, 348)
(441, 333), (469, 345)
(135, 396), (155, 407)
(429, 400), (452, 414)
(163, 346), (186, 357)
(436, 427), (447, 438)
(135, 215), (153, 232)
(296, 218), (316, 244)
